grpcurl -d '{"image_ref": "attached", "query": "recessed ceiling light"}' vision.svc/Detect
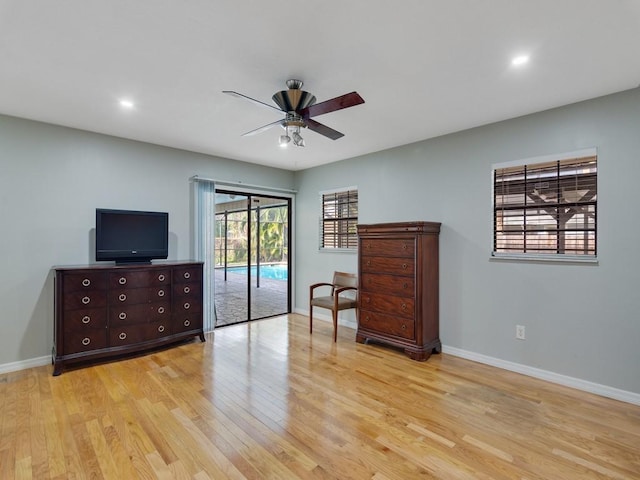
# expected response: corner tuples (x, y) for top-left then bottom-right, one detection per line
(511, 55), (530, 67)
(119, 99), (135, 109)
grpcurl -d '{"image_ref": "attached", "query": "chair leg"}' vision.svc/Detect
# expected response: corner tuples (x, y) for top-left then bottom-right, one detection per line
(332, 310), (338, 342)
(309, 304), (313, 335)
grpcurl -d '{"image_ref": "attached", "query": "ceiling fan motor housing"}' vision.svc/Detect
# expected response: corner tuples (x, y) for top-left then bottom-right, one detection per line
(272, 79), (316, 113)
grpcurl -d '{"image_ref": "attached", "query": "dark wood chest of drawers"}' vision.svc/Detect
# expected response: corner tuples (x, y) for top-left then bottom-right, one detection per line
(53, 261), (204, 375)
(356, 222), (441, 361)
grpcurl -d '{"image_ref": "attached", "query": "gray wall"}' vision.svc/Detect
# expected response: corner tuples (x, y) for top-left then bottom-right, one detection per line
(294, 87), (640, 395)
(0, 114), (294, 366)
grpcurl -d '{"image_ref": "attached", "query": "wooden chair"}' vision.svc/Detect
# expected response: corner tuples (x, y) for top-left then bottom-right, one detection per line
(309, 271), (358, 342)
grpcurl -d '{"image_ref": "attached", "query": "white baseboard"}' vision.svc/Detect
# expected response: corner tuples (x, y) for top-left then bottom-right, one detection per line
(443, 345), (640, 406)
(0, 355), (50, 375)
(294, 307), (358, 330)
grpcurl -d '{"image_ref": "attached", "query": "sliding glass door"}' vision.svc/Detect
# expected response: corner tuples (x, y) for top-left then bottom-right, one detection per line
(214, 190), (290, 326)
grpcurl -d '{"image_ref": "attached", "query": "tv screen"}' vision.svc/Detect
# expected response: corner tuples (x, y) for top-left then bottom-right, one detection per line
(95, 209), (168, 264)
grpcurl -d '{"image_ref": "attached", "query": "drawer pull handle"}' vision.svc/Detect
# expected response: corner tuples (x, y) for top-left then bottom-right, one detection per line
(403, 283), (408, 289)
(158, 306), (165, 314)
(184, 302), (191, 310)
(401, 324), (406, 330)
(402, 263), (407, 269)
(119, 332), (127, 340)
(365, 316), (370, 322)
(119, 293), (127, 302)
(82, 278), (91, 287)
(119, 312), (127, 320)
(401, 303), (406, 310)
(402, 244), (407, 250)
(158, 274), (165, 282)
(158, 290), (165, 297)
(365, 297), (370, 303)
(158, 325), (165, 333)
(183, 320), (191, 327)
(119, 277), (127, 285)
(82, 337), (91, 346)
(81, 296), (90, 305)
(184, 272), (191, 279)
(82, 315), (91, 324)
(366, 260), (371, 266)
(183, 286), (191, 294)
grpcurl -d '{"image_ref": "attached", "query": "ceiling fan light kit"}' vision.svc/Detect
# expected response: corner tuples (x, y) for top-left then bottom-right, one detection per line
(223, 79), (364, 148)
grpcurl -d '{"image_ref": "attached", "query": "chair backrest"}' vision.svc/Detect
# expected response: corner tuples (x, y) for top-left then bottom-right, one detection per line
(333, 271), (357, 290)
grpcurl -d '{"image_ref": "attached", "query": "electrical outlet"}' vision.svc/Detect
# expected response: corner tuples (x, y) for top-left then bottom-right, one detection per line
(516, 325), (526, 340)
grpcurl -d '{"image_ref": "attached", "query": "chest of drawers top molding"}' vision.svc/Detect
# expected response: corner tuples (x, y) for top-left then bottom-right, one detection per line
(53, 260), (204, 375)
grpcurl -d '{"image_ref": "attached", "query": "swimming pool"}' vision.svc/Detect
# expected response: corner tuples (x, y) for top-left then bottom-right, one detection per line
(225, 264), (288, 280)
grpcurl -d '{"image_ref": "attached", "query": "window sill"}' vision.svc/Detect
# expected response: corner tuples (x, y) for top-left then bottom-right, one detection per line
(490, 253), (598, 265)
(319, 248), (357, 254)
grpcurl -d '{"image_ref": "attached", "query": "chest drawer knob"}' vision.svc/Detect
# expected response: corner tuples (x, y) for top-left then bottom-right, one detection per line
(158, 274), (166, 282)
(402, 244), (407, 250)
(82, 315), (91, 324)
(366, 260), (371, 266)
(158, 325), (165, 333)
(82, 278), (91, 287)
(401, 303), (407, 310)
(82, 337), (91, 346)
(118, 293), (127, 302)
(402, 263), (407, 269)
(158, 289), (165, 297)
(401, 324), (407, 330)
(158, 306), (165, 314)
(184, 286), (191, 294)
(184, 302), (191, 310)
(403, 283), (408, 289)
(184, 319), (191, 327)
(184, 272), (191, 279)
(81, 296), (91, 305)
(364, 297), (370, 303)
(118, 277), (127, 285)
(118, 332), (127, 340)
(118, 312), (127, 320)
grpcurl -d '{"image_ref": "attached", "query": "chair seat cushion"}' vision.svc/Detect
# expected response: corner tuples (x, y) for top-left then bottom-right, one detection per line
(310, 295), (357, 310)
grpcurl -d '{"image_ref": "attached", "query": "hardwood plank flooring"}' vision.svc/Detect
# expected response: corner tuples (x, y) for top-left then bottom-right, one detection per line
(1, 314), (639, 479)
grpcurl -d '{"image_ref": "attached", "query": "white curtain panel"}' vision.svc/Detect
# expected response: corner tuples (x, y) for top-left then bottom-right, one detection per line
(193, 179), (216, 331)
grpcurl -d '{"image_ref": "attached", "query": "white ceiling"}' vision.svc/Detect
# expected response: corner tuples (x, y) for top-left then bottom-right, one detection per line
(1, 1), (639, 171)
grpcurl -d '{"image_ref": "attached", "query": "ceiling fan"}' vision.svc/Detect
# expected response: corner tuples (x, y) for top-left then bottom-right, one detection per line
(223, 79), (365, 147)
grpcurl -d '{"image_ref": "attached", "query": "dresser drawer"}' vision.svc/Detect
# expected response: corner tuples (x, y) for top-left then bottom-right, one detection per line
(64, 329), (108, 355)
(63, 291), (107, 310)
(109, 301), (171, 325)
(359, 310), (415, 340)
(360, 256), (414, 277)
(109, 286), (170, 305)
(173, 298), (202, 315)
(360, 273), (414, 296)
(359, 292), (414, 319)
(360, 239), (415, 258)
(172, 314), (203, 334)
(61, 272), (108, 292)
(173, 266), (202, 284)
(109, 270), (170, 289)
(109, 321), (170, 347)
(65, 308), (107, 330)
(172, 282), (202, 299)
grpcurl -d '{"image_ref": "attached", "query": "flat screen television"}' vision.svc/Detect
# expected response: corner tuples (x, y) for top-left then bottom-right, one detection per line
(95, 208), (168, 264)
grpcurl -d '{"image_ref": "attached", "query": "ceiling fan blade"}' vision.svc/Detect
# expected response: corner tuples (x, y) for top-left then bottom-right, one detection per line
(241, 119), (283, 136)
(298, 91), (364, 118)
(223, 90), (283, 113)
(305, 118), (344, 140)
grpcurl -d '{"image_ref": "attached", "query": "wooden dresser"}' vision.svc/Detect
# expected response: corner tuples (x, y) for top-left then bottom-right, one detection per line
(53, 261), (204, 375)
(356, 222), (441, 361)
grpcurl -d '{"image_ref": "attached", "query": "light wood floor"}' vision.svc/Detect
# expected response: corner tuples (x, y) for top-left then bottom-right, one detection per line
(1, 314), (639, 479)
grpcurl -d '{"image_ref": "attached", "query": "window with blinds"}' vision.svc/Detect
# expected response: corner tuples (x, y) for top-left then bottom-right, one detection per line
(493, 152), (597, 258)
(320, 187), (358, 250)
